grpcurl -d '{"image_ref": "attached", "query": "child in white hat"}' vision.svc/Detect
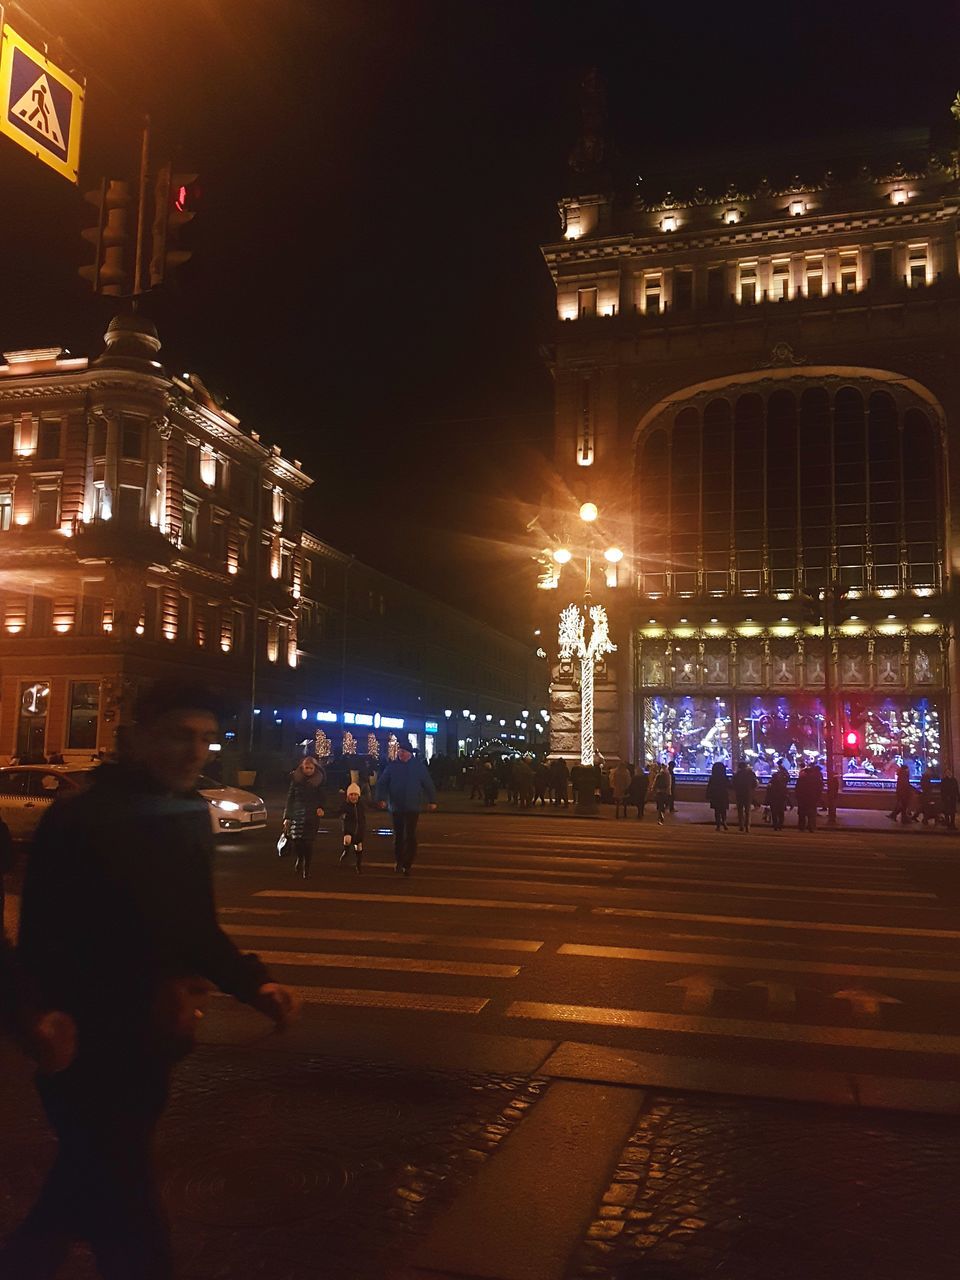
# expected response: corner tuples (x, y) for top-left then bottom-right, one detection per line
(339, 782), (366, 873)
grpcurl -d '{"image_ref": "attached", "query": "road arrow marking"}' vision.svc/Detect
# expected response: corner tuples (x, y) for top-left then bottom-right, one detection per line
(747, 980), (798, 1015)
(667, 973), (734, 1013)
(832, 988), (903, 1019)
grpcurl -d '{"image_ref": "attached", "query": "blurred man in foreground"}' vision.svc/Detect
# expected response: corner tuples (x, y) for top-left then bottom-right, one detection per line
(3, 680), (299, 1279)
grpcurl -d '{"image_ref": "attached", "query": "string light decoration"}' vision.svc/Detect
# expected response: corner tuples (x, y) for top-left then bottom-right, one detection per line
(367, 732), (380, 761)
(558, 602), (616, 765)
(341, 730), (358, 757)
(387, 733), (399, 761)
(314, 728), (332, 759)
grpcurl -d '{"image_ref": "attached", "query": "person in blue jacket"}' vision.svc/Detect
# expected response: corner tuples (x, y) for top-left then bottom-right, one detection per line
(376, 738), (437, 875)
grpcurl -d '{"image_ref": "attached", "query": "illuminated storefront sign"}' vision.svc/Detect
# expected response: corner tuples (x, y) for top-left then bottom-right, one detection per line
(425, 720), (439, 734)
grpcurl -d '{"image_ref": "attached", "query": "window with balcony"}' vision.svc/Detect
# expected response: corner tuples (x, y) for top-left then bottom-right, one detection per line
(771, 259), (790, 301)
(34, 482), (61, 529)
(805, 256), (824, 297)
(577, 286), (597, 318)
(839, 250), (859, 294)
(38, 419), (62, 460)
(181, 497), (199, 549)
(907, 243), (928, 288)
(738, 262), (757, 305)
(643, 273), (662, 315)
(872, 247), (892, 289)
(673, 269), (693, 312)
(706, 266), (725, 308)
(116, 484), (143, 528)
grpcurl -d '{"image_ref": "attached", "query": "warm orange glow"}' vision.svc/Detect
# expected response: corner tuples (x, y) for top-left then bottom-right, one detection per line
(579, 501), (598, 523)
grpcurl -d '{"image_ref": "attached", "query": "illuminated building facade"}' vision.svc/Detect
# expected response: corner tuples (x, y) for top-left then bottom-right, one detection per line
(0, 316), (309, 761)
(539, 132), (957, 791)
(0, 317), (544, 765)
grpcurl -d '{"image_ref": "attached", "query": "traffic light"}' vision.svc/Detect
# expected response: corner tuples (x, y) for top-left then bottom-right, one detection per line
(844, 729), (860, 752)
(149, 162), (198, 287)
(78, 179), (133, 296)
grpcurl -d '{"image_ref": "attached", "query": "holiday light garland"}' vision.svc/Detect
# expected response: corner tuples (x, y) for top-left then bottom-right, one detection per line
(559, 602), (616, 765)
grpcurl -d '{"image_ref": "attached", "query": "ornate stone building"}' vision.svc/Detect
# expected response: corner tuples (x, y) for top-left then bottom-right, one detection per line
(538, 132), (957, 793)
(0, 315), (309, 761)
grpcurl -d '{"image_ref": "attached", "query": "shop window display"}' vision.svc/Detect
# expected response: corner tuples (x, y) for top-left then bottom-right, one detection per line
(644, 695), (731, 775)
(735, 696), (826, 780)
(842, 696), (940, 787)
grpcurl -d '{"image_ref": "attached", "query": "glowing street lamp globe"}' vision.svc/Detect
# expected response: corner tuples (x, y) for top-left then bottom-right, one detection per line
(604, 546), (623, 563)
(553, 547), (572, 564)
(578, 501), (599, 523)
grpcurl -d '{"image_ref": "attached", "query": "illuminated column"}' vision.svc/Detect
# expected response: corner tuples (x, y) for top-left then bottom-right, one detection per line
(146, 416), (168, 528)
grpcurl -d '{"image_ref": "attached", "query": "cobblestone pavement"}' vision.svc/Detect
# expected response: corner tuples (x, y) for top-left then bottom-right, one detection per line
(0, 1043), (545, 1279)
(571, 1092), (960, 1280)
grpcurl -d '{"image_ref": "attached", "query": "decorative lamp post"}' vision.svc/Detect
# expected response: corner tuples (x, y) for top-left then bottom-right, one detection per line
(558, 601), (616, 766)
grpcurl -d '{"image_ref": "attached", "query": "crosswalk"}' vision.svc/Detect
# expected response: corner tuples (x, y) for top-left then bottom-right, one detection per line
(212, 822), (960, 1103)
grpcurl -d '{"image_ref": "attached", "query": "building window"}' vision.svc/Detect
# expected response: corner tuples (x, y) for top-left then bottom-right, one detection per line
(0, 422), (12, 462)
(738, 262), (757, 305)
(34, 482), (61, 529)
(771, 259), (790, 301)
(210, 518), (228, 565)
(116, 484), (143, 528)
(907, 243), (928, 288)
(121, 419), (144, 460)
(302, 555), (313, 589)
(92, 419), (107, 457)
(577, 377), (594, 467)
(0, 490), (11, 530)
(805, 256), (824, 297)
(577, 286), (597, 318)
(93, 482), (108, 521)
(872, 247), (893, 289)
(643, 274), (662, 315)
(839, 250), (859, 294)
(181, 497), (199, 548)
(673, 269), (693, 312)
(237, 523), (251, 569)
(38, 419), (61, 460)
(706, 266), (725, 308)
(68, 682), (99, 750)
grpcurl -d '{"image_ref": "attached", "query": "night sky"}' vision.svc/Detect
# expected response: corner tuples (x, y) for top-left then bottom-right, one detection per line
(2, 1), (959, 634)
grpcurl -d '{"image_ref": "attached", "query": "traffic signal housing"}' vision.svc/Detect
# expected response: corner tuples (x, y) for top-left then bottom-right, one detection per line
(78, 179), (133, 296)
(149, 162), (198, 287)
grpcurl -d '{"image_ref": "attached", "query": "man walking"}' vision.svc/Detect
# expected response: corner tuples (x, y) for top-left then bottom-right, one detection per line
(796, 763), (824, 831)
(376, 738), (437, 875)
(3, 680), (298, 1279)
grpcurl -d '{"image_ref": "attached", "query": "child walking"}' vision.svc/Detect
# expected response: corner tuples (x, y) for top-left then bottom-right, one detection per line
(339, 782), (366, 874)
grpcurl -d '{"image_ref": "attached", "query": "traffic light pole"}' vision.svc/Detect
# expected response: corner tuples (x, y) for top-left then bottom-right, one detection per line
(133, 117), (151, 301)
(823, 589), (837, 823)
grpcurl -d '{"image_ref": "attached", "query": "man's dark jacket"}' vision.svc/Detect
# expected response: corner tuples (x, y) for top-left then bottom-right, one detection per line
(17, 762), (270, 1054)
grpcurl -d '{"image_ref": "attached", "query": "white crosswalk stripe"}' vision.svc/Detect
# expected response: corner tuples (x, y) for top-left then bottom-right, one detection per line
(215, 828), (960, 1086)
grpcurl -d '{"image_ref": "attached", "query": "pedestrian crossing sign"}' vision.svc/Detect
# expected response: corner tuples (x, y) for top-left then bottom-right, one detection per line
(0, 22), (84, 182)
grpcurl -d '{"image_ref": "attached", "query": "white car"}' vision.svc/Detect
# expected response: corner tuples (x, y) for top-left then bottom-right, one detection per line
(0, 765), (94, 840)
(0, 766), (267, 841)
(198, 775), (268, 836)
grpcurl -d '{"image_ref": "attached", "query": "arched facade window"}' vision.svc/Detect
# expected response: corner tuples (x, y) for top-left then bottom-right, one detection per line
(634, 377), (944, 599)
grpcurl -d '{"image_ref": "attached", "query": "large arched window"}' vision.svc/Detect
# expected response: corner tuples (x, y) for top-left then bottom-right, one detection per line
(634, 377), (943, 598)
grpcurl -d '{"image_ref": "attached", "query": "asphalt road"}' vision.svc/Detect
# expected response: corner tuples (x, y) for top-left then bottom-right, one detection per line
(4, 804), (960, 1279)
(205, 803), (960, 1109)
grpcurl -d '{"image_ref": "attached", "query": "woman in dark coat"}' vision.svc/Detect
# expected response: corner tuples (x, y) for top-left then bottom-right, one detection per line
(283, 756), (326, 879)
(705, 761), (730, 831)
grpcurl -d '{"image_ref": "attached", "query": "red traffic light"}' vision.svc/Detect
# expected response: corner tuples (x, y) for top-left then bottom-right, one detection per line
(844, 730), (860, 750)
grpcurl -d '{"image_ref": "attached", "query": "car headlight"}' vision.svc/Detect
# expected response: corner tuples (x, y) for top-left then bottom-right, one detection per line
(212, 799), (241, 812)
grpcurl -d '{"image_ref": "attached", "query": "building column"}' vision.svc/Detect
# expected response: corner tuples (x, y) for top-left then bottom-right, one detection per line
(104, 410), (120, 517)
